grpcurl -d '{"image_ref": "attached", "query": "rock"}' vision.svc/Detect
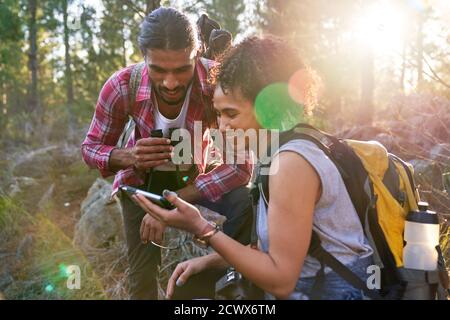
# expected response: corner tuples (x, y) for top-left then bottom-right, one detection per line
(6, 176), (38, 198)
(79, 178), (113, 217)
(12, 144), (80, 179)
(15, 177), (39, 188)
(12, 146), (58, 178)
(74, 179), (124, 249)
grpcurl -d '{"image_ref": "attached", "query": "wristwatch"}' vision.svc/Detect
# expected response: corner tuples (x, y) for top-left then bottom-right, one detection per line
(193, 222), (220, 248)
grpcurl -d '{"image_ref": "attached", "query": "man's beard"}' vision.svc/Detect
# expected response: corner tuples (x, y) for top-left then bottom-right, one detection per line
(156, 85), (188, 106)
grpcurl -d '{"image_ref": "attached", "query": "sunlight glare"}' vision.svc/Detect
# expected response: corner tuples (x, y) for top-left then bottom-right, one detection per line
(353, 2), (406, 55)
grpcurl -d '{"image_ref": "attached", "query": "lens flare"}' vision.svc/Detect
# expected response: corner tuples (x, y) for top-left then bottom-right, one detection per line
(254, 83), (304, 131)
(59, 264), (70, 277)
(352, 1), (406, 54)
(45, 284), (54, 293)
(288, 69), (312, 106)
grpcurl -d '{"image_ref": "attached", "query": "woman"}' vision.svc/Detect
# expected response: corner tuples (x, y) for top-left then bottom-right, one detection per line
(132, 35), (374, 300)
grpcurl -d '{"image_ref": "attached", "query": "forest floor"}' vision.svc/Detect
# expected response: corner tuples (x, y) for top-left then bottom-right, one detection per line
(0, 154), (131, 299)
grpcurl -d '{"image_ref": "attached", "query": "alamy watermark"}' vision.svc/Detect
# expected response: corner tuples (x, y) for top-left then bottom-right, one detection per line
(366, 264), (381, 290)
(66, 265), (81, 290)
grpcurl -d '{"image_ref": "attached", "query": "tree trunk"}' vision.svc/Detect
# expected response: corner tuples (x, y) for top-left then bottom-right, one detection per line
(400, 37), (407, 94)
(63, 0), (75, 138)
(122, 21), (127, 67)
(359, 45), (374, 125)
(416, 13), (424, 90)
(146, 0), (160, 15)
(28, 0), (40, 123)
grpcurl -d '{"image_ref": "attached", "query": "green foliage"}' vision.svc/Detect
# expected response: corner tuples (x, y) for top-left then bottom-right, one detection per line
(0, 1), (23, 41)
(4, 211), (107, 300)
(0, 0), (145, 145)
(0, 195), (30, 241)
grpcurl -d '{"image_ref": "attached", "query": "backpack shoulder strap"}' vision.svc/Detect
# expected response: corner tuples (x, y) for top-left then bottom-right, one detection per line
(117, 62), (145, 148)
(250, 124), (334, 243)
(258, 123), (338, 206)
(128, 61), (146, 111)
(309, 231), (383, 300)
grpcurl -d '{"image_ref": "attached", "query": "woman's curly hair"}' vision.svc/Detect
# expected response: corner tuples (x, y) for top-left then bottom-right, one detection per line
(210, 35), (320, 113)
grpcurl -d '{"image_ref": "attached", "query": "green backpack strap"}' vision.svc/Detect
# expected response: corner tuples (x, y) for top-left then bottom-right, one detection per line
(128, 61), (146, 106)
(117, 62), (145, 148)
(308, 231), (384, 300)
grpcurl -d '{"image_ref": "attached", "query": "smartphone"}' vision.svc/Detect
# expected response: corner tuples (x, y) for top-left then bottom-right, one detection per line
(119, 185), (175, 209)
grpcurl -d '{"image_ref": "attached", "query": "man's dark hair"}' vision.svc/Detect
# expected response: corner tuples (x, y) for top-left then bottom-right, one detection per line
(138, 7), (199, 54)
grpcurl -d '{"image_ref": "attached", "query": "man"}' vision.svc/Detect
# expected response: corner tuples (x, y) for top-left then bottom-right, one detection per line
(81, 7), (252, 300)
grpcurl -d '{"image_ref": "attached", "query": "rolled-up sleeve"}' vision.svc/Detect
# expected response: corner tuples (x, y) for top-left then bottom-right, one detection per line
(194, 162), (252, 202)
(194, 129), (253, 202)
(81, 72), (128, 177)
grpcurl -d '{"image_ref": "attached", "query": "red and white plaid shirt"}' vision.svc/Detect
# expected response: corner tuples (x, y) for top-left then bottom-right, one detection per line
(81, 59), (252, 202)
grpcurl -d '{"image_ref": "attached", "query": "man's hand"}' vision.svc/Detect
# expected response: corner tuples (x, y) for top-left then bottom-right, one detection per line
(109, 137), (173, 172)
(140, 213), (166, 244)
(132, 137), (173, 171)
